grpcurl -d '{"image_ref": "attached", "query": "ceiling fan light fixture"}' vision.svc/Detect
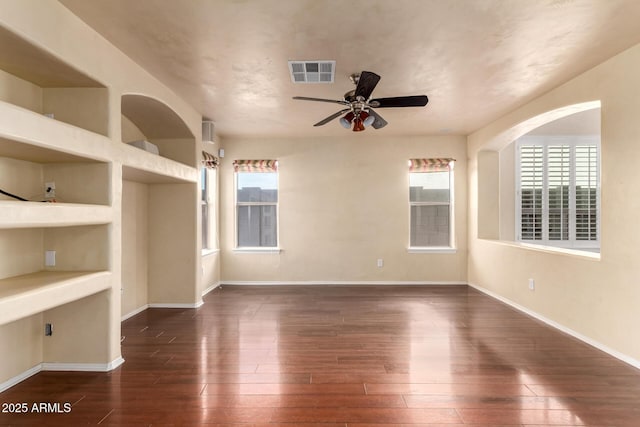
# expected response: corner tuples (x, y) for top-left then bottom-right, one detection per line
(340, 112), (354, 128)
(361, 111), (374, 127)
(352, 117), (365, 132)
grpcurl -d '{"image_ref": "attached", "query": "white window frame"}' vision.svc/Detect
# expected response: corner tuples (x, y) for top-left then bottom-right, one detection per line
(408, 162), (455, 251)
(201, 167), (218, 253)
(234, 170), (279, 250)
(516, 136), (600, 249)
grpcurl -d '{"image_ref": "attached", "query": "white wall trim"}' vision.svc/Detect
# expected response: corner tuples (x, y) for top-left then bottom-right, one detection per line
(1, 357), (125, 393)
(201, 248), (220, 257)
(203, 281), (221, 296)
(148, 301), (204, 309)
(407, 247), (458, 254)
(220, 280), (467, 286)
(0, 364), (41, 393)
(232, 247), (282, 254)
(122, 300), (211, 323)
(468, 282), (640, 370)
(121, 304), (149, 321)
(42, 356), (125, 372)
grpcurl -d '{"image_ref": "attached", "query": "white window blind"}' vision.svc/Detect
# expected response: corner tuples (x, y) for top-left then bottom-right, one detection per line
(234, 160), (278, 248)
(409, 159), (455, 248)
(516, 137), (599, 249)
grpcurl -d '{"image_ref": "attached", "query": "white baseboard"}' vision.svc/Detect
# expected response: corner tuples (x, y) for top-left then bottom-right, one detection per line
(468, 282), (640, 370)
(203, 281), (221, 296)
(1, 357), (125, 393)
(123, 294), (215, 322)
(148, 301), (203, 309)
(0, 364), (41, 393)
(121, 304), (149, 321)
(220, 280), (467, 286)
(42, 356), (125, 372)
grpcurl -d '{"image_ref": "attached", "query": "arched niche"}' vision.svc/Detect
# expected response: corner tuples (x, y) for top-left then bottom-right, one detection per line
(478, 101), (601, 241)
(121, 94), (196, 167)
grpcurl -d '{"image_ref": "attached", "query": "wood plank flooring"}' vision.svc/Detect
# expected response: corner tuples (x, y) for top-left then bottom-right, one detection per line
(1, 285), (640, 426)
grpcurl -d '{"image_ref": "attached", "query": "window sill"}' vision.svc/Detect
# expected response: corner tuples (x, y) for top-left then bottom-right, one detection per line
(408, 247), (457, 254)
(517, 242), (600, 259)
(201, 248), (220, 257)
(233, 247), (282, 254)
(483, 240), (601, 260)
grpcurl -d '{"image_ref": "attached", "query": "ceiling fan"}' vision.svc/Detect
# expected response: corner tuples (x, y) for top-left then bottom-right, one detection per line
(293, 71), (428, 132)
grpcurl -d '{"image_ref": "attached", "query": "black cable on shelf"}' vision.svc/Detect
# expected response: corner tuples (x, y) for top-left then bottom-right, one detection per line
(0, 188), (30, 201)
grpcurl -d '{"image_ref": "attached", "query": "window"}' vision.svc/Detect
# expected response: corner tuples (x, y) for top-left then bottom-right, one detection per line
(517, 136), (599, 249)
(201, 167), (217, 250)
(234, 160), (278, 248)
(409, 158), (455, 248)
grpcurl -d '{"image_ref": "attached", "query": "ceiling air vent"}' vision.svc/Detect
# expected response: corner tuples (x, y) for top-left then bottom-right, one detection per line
(288, 60), (335, 83)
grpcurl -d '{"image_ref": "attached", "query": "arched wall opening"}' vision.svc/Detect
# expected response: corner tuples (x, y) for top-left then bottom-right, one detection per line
(477, 101), (601, 254)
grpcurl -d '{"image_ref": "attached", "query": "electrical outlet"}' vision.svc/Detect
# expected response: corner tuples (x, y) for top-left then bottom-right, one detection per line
(528, 278), (535, 291)
(377, 258), (384, 268)
(44, 181), (55, 198)
(45, 250), (56, 267)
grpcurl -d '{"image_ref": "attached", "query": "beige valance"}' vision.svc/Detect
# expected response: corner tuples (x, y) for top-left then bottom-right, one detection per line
(202, 151), (219, 169)
(409, 158), (455, 172)
(233, 159), (278, 173)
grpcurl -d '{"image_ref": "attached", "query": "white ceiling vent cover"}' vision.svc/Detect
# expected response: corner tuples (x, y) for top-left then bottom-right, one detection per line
(288, 60), (335, 83)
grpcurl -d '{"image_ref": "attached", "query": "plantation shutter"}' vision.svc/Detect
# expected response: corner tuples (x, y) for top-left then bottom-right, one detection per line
(547, 145), (570, 241)
(575, 145), (598, 241)
(519, 145), (543, 241)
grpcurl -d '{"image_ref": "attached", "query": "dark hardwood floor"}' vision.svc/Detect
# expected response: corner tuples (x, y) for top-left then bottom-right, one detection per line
(1, 285), (640, 426)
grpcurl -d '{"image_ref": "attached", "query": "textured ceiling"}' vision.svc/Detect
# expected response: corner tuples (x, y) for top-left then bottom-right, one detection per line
(60, 0), (640, 139)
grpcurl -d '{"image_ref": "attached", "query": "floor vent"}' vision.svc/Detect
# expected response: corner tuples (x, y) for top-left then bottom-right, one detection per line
(288, 60), (335, 83)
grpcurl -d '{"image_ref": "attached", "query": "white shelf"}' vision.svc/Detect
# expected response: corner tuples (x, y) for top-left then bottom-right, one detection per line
(0, 100), (111, 163)
(0, 201), (112, 229)
(118, 143), (197, 183)
(0, 270), (112, 325)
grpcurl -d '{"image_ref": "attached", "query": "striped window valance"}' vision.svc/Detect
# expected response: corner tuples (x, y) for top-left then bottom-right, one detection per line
(409, 158), (455, 172)
(202, 151), (219, 169)
(233, 159), (278, 173)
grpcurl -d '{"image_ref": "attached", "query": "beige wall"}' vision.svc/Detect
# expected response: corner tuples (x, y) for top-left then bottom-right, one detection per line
(220, 135), (467, 283)
(202, 252), (220, 293)
(468, 43), (640, 363)
(0, 69), (42, 112)
(43, 291), (111, 363)
(42, 88), (109, 136)
(148, 183), (199, 304)
(0, 314), (42, 382)
(121, 180), (149, 316)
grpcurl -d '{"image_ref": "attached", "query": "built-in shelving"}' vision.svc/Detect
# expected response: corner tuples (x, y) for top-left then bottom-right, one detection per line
(0, 201), (111, 228)
(0, 101), (111, 163)
(0, 102), (112, 208)
(0, 25), (109, 137)
(119, 94), (199, 315)
(0, 271), (111, 325)
(0, 5), (201, 391)
(119, 143), (198, 184)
